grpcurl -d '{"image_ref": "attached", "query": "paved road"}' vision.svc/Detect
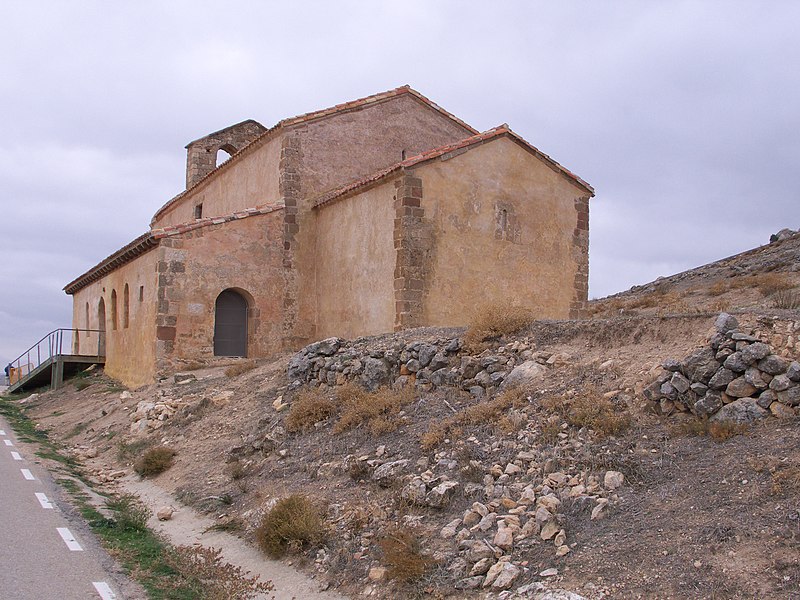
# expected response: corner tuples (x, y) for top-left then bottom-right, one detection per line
(0, 415), (137, 599)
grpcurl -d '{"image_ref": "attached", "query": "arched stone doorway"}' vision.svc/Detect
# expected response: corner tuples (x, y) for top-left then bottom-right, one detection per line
(97, 297), (106, 356)
(213, 289), (248, 357)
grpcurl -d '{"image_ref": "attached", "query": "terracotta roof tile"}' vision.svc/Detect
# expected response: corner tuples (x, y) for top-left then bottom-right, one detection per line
(313, 126), (594, 209)
(151, 86), (477, 226)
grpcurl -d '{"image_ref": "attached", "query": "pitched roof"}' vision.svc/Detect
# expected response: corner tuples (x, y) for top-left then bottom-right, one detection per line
(65, 203), (284, 295)
(313, 125), (595, 209)
(151, 86), (478, 225)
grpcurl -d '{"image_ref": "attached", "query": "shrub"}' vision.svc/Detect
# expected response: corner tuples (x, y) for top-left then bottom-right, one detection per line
(117, 438), (154, 461)
(165, 545), (273, 599)
(226, 460), (246, 481)
(224, 360), (258, 378)
(333, 383), (414, 435)
(255, 495), (326, 558)
(772, 289), (800, 309)
(133, 446), (176, 477)
(106, 494), (151, 532)
(284, 389), (336, 433)
(463, 302), (534, 349)
(379, 527), (435, 582)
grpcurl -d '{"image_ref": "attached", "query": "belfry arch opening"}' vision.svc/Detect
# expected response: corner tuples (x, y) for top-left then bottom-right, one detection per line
(215, 144), (237, 167)
(213, 289), (250, 357)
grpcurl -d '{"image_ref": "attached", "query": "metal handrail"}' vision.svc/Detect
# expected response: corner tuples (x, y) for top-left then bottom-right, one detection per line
(6, 328), (105, 385)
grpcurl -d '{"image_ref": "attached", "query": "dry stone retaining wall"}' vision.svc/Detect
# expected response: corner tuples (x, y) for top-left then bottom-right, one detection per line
(644, 313), (800, 422)
(286, 335), (565, 395)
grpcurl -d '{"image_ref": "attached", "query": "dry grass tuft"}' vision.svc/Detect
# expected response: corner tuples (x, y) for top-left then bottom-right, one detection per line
(707, 420), (749, 441)
(379, 527), (436, 582)
(285, 389), (337, 433)
(74, 380), (92, 391)
(770, 465), (800, 495)
(463, 302), (534, 350)
(566, 393), (631, 437)
(224, 360), (258, 378)
(674, 418), (748, 441)
(755, 272), (795, 296)
(179, 360), (206, 371)
(772, 288), (800, 309)
(420, 389), (527, 451)
(333, 383), (415, 435)
(708, 273), (795, 299)
(255, 495), (326, 559)
(540, 389), (630, 438)
(133, 446), (176, 477)
(708, 280), (730, 297)
(540, 419), (562, 445)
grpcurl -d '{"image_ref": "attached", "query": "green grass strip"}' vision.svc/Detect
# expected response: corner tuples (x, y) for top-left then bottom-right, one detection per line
(0, 395), (199, 599)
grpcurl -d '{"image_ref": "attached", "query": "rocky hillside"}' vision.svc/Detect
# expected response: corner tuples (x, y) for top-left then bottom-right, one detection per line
(12, 231), (800, 600)
(591, 229), (800, 318)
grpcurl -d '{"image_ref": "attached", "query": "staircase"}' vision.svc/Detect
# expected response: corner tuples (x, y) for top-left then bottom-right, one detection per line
(6, 329), (105, 393)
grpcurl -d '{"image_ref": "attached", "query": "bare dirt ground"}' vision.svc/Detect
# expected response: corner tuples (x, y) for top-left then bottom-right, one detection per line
(14, 233), (800, 599)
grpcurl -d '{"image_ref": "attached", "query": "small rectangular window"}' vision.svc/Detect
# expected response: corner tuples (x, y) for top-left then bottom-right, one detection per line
(194, 203), (203, 219)
(139, 285), (144, 302)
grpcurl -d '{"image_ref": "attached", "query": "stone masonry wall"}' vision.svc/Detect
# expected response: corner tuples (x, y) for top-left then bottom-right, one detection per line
(155, 211), (285, 375)
(281, 96), (475, 349)
(570, 196), (590, 318)
(185, 120), (266, 188)
(393, 173), (432, 330)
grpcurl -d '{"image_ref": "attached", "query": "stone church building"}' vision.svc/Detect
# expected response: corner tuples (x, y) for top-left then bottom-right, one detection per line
(64, 86), (594, 388)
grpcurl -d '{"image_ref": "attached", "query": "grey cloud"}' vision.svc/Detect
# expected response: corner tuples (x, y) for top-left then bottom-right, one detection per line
(1, 0), (798, 364)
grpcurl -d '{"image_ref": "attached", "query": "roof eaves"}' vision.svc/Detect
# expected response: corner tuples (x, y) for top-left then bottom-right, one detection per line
(151, 202), (285, 239)
(313, 165), (403, 209)
(63, 232), (158, 295)
(67, 202), (285, 295)
(151, 122), (284, 225)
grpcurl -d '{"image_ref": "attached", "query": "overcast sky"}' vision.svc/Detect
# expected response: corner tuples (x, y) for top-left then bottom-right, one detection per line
(1, 1), (798, 366)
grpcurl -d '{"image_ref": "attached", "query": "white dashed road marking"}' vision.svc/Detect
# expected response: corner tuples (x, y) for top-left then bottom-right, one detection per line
(93, 581), (117, 599)
(56, 527), (83, 551)
(0, 429), (6, 435)
(4, 439), (13, 446)
(35, 493), (54, 509)
(10, 451), (22, 461)
(20, 469), (34, 480)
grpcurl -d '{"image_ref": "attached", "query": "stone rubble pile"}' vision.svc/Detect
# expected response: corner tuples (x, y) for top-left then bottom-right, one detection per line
(331, 435), (625, 593)
(128, 397), (183, 433)
(287, 336), (568, 396)
(644, 313), (800, 422)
